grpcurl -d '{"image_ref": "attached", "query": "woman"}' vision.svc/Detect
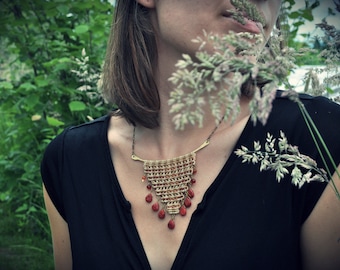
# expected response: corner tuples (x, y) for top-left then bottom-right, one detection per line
(41, 0), (340, 269)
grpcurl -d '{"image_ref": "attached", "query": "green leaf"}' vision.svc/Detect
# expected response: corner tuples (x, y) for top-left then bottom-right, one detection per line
(328, 8), (336, 16)
(35, 76), (50, 87)
(0, 191), (10, 202)
(0, 81), (14, 89)
(69, 101), (86, 112)
(310, 1), (320, 9)
(302, 9), (313, 21)
(25, 94), (40, 109)
(19, 82), (37, 91)
(29, 206), (38, 213)
(293, 21), (304, 28)
(43, 57), (72, 68)
(289, 11), (300, 19)
(326, 87), (335, 94)
(46, 116), (64, 127)
(56, 4), (69, 15)
(15, 203), (28, 213)
(74, 25), (89, 34)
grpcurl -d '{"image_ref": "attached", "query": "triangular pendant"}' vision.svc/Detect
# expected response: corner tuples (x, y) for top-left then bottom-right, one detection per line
(132, 139), (211, 230)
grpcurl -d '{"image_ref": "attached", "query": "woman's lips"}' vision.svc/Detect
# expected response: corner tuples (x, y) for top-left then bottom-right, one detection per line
(235, 18), (263, 34)
(224, 15), (263, 34)
(222, 10), (266, 34)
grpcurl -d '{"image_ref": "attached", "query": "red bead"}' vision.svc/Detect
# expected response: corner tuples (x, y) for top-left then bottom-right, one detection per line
(179, 206), (186, 216)
(152, 202), (159, 212)
(188, 188), (194, 198)
(158, 209), (165, 219)
(145, 193), (153, 203)
(191, 178), (196, 184)
(146, 184), (152, 190)
(142, 175), (147, 182)
(184, 197), (191, 208)
(193, 168), (197, 174)
(168, 219), (175, 230)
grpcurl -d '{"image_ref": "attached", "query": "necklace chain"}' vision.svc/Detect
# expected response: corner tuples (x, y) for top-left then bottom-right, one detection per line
(131, 117), (224, 157)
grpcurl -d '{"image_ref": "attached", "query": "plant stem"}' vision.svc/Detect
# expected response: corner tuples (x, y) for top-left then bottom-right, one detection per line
(297, 101), (340, 199)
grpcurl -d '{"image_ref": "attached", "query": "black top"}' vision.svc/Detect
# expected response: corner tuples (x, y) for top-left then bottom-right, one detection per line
(41, 91), (340, 270)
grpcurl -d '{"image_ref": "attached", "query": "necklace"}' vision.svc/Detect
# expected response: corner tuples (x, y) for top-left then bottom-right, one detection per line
(131, 120), (223, 230)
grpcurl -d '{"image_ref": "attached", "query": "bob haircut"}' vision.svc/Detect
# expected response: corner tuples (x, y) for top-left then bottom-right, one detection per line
(102, 0), (160, 129)
(102, 1), (285, 129)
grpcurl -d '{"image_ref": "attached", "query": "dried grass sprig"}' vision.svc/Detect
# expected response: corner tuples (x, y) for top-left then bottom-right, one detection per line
(235, 131), (328, 188)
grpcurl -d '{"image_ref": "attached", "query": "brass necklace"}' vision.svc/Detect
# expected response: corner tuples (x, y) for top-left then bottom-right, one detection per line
(131, 120), (223, 230)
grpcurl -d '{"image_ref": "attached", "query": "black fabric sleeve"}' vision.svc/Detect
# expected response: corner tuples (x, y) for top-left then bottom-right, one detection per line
(270, 92), (340, 225)
(40, 128), (70, 221)
(300, 95), (340, 223)
(308, 96), (340, 172)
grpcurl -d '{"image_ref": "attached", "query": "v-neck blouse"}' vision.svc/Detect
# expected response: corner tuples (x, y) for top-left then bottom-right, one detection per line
(41, 91), (340, 269)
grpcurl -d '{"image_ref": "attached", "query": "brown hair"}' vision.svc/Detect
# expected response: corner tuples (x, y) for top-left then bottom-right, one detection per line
(102, 0), (160, 128)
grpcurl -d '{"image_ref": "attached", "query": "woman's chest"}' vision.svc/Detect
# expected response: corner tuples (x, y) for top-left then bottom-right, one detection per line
(112, 149), (230, 269)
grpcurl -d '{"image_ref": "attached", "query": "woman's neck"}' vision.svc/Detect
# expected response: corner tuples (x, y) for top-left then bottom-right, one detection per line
(134, 86), (251, 160)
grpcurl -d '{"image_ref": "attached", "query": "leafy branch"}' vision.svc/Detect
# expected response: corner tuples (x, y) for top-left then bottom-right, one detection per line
(235, 131), (328, 188)
(169, 31), (264, 130)
(168, 31), (295, 129)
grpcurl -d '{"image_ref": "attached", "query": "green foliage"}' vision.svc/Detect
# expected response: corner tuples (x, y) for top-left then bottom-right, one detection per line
(0, 211), (54, 269)
(281, 0), (320, 47)
(281, 0), (339, 67)
(0, 0), (113, 262)
(292, 41), (324, 66)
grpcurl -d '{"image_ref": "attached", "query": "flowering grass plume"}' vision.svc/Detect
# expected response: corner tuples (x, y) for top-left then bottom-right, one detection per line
(168, 29), (293, 130)
(229, 0), (266, 26)
(168, 0), (297, 130)
(71, 48), (104, 106)
(168, 0), (339, 195)
(235, 131), (328, 188)
(168, 31), (264, 130)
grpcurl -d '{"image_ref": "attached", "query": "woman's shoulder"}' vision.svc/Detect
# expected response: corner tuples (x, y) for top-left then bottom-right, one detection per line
(267, 90), (340, 165)
(42, 114), (111, 164)
(53, 114), (110, 145)
(66, 114), (110, 138)
(259, 90), (340, 161)
(270, 90), (340, 127)
(274, 90), (340, 113)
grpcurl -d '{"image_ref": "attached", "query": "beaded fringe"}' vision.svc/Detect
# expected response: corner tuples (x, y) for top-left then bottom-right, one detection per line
(132, 141), (211, 230)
